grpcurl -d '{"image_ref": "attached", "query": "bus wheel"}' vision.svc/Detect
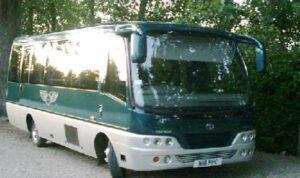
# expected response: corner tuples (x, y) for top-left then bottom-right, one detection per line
(107, 141), (125, 178)
(31, 122), (46, 147)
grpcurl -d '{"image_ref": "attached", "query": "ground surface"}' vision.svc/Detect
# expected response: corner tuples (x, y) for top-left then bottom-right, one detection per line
(1, 118), (300, 178)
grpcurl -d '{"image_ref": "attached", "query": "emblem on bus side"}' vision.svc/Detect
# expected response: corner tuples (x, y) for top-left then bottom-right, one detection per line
(40, 90), (59, 105)
(205, 123), (215, 130)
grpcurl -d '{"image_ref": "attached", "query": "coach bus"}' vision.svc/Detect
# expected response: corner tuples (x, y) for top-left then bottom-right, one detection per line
(6, 22), (266, 178)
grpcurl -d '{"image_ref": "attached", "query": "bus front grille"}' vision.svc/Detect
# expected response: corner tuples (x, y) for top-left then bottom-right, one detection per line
(183, 132), (235, 149)
(175, 150), (237, 163)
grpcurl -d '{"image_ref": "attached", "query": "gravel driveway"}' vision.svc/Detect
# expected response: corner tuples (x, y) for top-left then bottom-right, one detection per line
(0, 118), (300, 178)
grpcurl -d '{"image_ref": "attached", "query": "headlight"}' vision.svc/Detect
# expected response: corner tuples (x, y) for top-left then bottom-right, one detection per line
(142, 137), (176, 147)
(241, 134), (248, 142)
(165, 138), (173, 146)
(249, 133), (255, 141)
(240, 131), (256, 143)
(143, 138), (151, 146)
(153, 138), (162, 146)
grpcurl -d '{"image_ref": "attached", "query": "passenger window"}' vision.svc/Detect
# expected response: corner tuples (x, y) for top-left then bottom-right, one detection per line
(103, 37), (127, 101)
(21, 48), (31, 83)
(44, 41), (69, 87)
(44, 37), (108, 90)
(8, 46), (22, 83)
(29, 43), (48, 84)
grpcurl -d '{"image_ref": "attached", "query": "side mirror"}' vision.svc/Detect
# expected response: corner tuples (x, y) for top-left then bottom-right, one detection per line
(255, 47), (266, 72)
(235, 35), (266, 72)
(131, 33), (146, 63)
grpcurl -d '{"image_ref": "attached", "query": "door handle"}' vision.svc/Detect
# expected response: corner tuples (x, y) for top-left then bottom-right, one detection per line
(98, 105), (103, 117)
(19, 84), (24, 92)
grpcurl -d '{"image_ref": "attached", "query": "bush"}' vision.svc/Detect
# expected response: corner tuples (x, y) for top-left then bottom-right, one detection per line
(251, 53), (300, 154)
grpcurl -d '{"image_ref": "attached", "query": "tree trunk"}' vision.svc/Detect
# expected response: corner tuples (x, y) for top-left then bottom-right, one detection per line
(49, 1), (57, 32)
(89, 0), (95, 25)
(27, 0), (34, 34)
(0, 0), (22, 118)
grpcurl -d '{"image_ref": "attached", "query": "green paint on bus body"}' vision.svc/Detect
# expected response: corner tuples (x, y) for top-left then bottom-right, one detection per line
(129, 109), (254, 149)
(8, 82), (131, 129)
(7, 81), (254, 149)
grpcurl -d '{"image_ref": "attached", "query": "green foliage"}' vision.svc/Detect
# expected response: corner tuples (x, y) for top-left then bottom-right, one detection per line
(94, 0), (188, 22)
(238, 0), (300, 154)
(21, 0), (89, 34)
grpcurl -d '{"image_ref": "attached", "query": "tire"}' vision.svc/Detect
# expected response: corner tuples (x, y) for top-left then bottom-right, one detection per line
(31, 122), (46, 147)
(107, 141), (125, 178)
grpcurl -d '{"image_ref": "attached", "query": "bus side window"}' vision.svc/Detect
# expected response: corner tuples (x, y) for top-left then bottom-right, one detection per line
(43, 39), (104, 90)
(103, 37), (127, 102)
(29, 43), (48, 85)
(44, 41), (65, 86)
(21, 48), (31, 83)
(8, 46), (22, 83)
(29, 54), (45, 84)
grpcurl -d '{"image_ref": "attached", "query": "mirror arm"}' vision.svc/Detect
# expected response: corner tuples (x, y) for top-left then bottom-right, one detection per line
(235, 35), (265, 50)
(236, 35), (266, 72)
(115, 24), (144, 36)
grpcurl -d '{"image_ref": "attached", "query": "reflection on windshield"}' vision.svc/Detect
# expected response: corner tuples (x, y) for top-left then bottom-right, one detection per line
(131, 33), (249, 109)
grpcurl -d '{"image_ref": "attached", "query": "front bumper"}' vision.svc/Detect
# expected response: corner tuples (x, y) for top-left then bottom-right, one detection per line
(111, 130), (255, 171)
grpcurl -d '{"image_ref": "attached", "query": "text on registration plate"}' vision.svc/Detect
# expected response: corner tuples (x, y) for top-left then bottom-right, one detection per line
(193, 158), (222, 168)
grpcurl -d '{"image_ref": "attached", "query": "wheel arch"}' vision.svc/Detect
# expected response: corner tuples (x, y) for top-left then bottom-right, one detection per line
(94, 132), (109, 164)
(26, 114), (34, 132)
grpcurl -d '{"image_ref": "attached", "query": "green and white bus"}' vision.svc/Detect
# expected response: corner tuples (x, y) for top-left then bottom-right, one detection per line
(6, 22), (266, 178)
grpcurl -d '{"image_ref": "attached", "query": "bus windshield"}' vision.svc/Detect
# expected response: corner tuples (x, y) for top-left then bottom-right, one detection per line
(131, 32), (250, 111)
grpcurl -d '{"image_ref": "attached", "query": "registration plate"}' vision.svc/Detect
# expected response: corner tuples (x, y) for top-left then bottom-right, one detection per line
(193, 158), (222, 168)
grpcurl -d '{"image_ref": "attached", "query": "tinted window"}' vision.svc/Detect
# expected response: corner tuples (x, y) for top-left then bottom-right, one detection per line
(44, 41), (67, 86)
(21, 48), (31, 83)
(8, 46), (22, 82)
(25, 32), (126, 96)
(131, 33), (249, 108)
(103, 37), (127, 101)
(29, 43), (48, 84)
(43, 36), (108, 90)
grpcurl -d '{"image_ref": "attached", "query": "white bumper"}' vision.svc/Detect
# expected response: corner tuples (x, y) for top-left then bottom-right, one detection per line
(110, 130), (256, 171)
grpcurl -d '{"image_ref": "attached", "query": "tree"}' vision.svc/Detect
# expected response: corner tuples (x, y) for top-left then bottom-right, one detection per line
(21, 0), (89, 34)
(95, 0), (188, 22)
(0, 0), (22, 117)
(88, 0), (95, 24)
(237, 0), (300, 154)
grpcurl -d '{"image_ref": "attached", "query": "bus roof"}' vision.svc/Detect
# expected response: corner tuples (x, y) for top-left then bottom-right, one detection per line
(13, 22), (237, 45)
(13, 21), (264, 48)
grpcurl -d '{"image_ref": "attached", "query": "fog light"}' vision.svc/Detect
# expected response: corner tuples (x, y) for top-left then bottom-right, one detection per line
(240, 149), (248, 157)
(153, 156), (160, 163)
(241, 134), (248, 142)
(153, 138), (162, 146)
(248, 149), (254, 155)
(143, 138), (151, 146)
(165, 138), (173, 146)
(164, 155), (172, 164)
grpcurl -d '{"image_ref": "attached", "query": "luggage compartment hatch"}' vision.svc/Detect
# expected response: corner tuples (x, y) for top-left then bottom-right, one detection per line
(64, 125), (79, 146)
